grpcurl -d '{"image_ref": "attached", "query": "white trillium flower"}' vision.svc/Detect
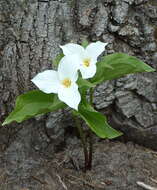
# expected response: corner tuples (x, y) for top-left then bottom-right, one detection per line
(31, 55), (81, 110)
(60, 41), (108, 79)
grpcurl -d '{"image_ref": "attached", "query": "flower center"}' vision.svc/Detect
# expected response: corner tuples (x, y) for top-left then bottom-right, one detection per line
(62, 78), (72, 88)
(83, 58), (91, 67)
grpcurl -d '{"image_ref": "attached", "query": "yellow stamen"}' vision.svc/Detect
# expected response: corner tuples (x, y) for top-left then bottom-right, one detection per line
(62, 78), (72, 88)
(83, 58), (91, 67)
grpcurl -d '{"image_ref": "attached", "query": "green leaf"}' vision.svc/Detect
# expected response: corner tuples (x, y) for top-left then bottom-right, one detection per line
(53, 53), (64, 65)
(77, 77), (95, 88)
(77, 75), (95, 98)
(78, 101), (122, 139)
(2, 90), (66, 125)
(91, 53), (155, 85)
(81, 39), (89, 48)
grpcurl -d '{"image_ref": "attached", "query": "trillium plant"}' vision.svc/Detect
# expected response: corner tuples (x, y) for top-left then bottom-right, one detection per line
(3, 40), (155, 172)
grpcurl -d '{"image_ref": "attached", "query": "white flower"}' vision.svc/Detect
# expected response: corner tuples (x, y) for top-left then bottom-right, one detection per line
(60, 41), (108, 79)
(31, 54), (81, 110)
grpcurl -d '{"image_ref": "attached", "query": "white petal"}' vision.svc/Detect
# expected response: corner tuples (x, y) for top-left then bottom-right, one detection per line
(60, 43), (84, 56)
(80, 64), (97, 79)
(58, 83), (81, 110)
(85, 41), (108, 59)
(31, 70), (60, 94)
(58, 54), (80, 82)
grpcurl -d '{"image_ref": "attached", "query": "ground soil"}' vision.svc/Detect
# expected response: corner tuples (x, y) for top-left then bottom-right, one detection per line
(1, 140), (157, 190)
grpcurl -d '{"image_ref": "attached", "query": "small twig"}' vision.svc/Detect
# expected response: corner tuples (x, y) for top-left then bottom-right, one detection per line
(137, 181), (157, 190)
(56, 174), (68, 190)
(31, 176), (48, 185)
(67, 174), (105, 189)
(150, 178), (157, 185)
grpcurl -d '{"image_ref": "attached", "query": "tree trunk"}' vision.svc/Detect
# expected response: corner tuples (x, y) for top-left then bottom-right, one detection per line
(0, 0), (157, 188)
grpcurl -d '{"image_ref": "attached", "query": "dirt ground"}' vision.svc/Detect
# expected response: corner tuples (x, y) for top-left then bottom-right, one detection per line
(1, 140), (157, 190)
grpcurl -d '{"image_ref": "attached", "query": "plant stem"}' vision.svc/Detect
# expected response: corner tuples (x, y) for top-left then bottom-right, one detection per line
(87, 131), (93, 170)
(87, 87), (94, 170)
(74, 115), (89, 172)
(72, 87), (95, 171)
(89, 87), (94, 106)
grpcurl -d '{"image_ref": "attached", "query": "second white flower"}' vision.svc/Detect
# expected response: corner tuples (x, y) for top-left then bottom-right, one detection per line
(60, 41), (108, 79)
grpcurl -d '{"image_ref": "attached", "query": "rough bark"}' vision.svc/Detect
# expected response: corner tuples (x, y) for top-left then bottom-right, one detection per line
(0, 0), (157, 189)
(0, 0), (157, 188)
(1, 0), (157, 148)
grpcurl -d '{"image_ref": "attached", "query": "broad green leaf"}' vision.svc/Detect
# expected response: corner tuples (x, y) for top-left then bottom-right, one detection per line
(91, 53), (155, 85)
(53, 53), (64, 65)
(2, 90), (66, 125)
(78, 101), (122, 139)
(81, 39), (89, 48)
